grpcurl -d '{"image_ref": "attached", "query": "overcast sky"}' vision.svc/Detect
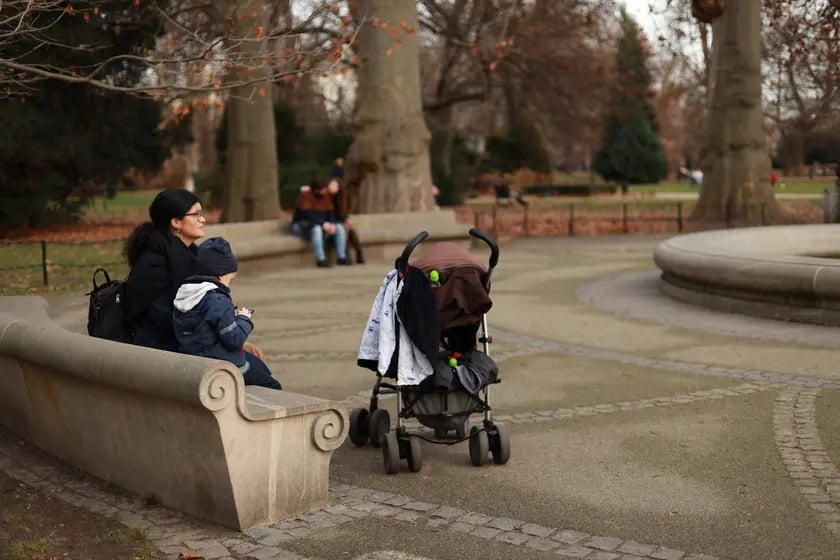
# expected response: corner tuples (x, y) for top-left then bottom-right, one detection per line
(621, 0), (659, 35)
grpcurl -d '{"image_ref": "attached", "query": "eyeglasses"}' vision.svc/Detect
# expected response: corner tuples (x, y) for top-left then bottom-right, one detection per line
(184, 211), (204, 219)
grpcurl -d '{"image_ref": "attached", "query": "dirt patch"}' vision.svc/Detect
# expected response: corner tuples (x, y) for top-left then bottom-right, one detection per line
(0, 470), (160, 560)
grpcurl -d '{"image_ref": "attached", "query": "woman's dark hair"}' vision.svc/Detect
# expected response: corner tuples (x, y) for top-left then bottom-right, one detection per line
(310, 177), (328, 191)
(123, 189), (201, 267)
(124, 222), (156, 267)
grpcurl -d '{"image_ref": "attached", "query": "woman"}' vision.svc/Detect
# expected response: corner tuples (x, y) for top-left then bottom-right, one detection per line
(125, 189), (267, 359)
(124, 189), (206, 351)
(328, 178), (365, 264)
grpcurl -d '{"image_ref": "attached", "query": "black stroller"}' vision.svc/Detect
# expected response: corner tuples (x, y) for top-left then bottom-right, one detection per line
(351, 228), (511, 474)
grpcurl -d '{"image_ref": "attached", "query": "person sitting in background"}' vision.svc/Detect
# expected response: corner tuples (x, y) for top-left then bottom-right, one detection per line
(328, 179), (365, 264)
(332, 157), (345, 180)
(173, 237), (282, 390)
(291, 178), (350, 268)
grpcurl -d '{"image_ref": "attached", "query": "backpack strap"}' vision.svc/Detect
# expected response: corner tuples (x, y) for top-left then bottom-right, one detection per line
(92, 267), (112, 290)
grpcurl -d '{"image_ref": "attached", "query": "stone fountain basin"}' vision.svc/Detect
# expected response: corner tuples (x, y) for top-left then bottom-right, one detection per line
(653, 224), (840, 326)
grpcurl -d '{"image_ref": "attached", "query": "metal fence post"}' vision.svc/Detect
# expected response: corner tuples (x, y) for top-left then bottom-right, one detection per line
(676, 202), (683, 232)
(492, 204), (498, 240)
(523, 204), (530, 237)
(568, 204), (575, 236)
(622, 203), (629, 233)
(40, 240), (48, 286)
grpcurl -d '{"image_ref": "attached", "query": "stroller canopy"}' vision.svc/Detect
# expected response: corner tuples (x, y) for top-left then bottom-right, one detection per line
(411, 242), (492, 334)
(412, 242), (486, 273)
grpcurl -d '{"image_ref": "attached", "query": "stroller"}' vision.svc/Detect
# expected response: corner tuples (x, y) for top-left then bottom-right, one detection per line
(351, 228), (511, 474)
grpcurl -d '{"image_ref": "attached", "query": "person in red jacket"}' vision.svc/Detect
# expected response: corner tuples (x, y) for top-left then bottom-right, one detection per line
(291, 178), (350, 268)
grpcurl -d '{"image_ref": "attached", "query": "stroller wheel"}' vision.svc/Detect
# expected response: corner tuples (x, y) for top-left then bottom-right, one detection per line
(489, 423), (511, 465)
(382, 431), (400, 475)
(368, 409), (391, 448)
(407, 436), (423, 473)
(348, 408), (370, 446)
(468, 426), (489, 466)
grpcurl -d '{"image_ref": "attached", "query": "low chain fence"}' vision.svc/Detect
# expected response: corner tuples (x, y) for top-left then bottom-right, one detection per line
(0, 199), (826, 294)
(461, 199), (824, 240)
(0, 238), (126, 294)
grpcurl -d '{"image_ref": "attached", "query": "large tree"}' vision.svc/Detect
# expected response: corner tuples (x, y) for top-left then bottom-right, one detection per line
(219, 1), (280, 222)
(345, 0), (433, 213)
(690, 0), (781, 224)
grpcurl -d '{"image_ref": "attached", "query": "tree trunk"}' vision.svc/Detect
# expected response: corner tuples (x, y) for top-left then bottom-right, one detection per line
(221, 3), (280, 223)
(345, 0), (432, 213)
(691, 0), (780, 225)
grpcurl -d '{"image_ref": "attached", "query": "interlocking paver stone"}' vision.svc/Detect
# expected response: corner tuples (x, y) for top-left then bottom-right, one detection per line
(583, 536), (623, 551)
(495, 531), (531, 545)
(394, 511), (422, 522)
(403, 501), (438, 512)
(552, 530), (590, 544)
(521, 523), (555, 537)
(486, 517), (522, 531)
(457, 512), (493, 525)
(248, 546), (283, 560)
(526, 537), (561, 551)
(430, 506), (465, 519)
(587, 553), (621, 560)
(383, 495), (413, 507)
(471, 526), (501, 539)
(371, 505), (402, 518)
(650, 546), (686, 560)
(617, 541), (656, 556)
(555, 544), (596, 558)
(449, 522), (474, 533)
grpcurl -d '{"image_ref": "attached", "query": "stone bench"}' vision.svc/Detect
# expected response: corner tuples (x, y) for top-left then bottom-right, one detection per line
(653, 224), (840, 325)
(0, 297), (347, 530)
(203, 210), (471, 269)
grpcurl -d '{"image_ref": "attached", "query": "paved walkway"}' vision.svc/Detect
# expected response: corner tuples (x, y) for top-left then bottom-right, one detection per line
(6, 234), (840, 559)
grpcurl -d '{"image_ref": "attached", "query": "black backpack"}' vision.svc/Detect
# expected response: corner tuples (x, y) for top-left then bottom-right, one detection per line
(87, 268), (133, 343)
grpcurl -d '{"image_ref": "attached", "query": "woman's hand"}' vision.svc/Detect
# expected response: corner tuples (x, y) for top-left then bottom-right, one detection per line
(243, 341), (265, 360)
(323, 222), (337, 235)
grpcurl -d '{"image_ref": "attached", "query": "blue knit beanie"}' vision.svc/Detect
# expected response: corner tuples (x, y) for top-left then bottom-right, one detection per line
(196, 238), (238, 277)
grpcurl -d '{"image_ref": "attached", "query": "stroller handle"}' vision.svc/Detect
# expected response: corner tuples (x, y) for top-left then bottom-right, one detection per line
(396, 230), (429, 270)
(469, 228), (499, 269)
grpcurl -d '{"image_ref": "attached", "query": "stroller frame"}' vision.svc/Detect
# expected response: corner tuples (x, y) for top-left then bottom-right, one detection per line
(349, 228), (511, 474)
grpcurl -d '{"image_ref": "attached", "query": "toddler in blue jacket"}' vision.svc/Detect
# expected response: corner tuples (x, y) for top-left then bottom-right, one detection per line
(173, 237), (282, 390)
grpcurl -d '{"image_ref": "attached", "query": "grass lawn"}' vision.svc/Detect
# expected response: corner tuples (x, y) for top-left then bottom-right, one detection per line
(0, 240), (127, 295)
(80, 189), (158, 220)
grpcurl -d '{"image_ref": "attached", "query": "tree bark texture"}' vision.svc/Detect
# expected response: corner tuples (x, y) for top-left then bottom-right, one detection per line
(692, 0), (781, 224)
(221, 3), (280, 223)
(345, 0), (432, 213)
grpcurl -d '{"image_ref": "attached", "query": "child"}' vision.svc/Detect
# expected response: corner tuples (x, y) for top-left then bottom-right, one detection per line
(173, 237), (282, 390)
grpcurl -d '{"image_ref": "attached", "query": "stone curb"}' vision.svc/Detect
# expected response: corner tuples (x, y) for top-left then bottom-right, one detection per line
(774, 389), (840, 538)
(0, 436), (731, 560)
